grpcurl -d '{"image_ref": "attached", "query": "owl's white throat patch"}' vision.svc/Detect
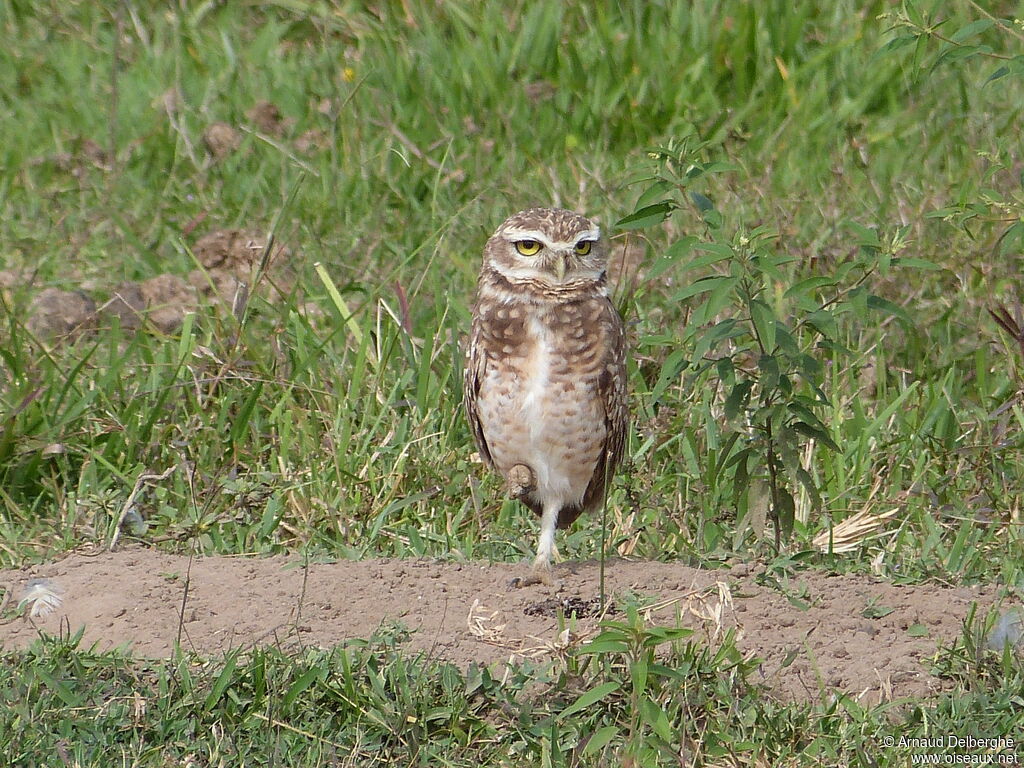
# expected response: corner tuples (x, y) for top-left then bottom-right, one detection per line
(520, 316), (551, 425)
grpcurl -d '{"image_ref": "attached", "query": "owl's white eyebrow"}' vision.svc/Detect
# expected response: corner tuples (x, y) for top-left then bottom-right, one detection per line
(502, 228), (601, 248)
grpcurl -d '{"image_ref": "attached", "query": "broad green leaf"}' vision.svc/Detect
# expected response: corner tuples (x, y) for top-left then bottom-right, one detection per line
(641, 696), (674, 742)
(724, 446), (752, 469)
(774, 325), (799, 355)
(787, 402), (828, 432)
(934, 44), (993, 68)
(804, 309), (838, 339)
(616, 201), (675, 230)
(776, 426), (802, 473)
(699, 161), (739, 175)
(724, 381), (753, 421)
(672, 275), (737, 302)
(881, 33), (919, 53)
(891, 257), (940, 270)
(867, 294), (911, 325)
(677, 247), (733, 275)
(950, 19), (994, 43)
(925, 206), (964, 219)
(556, 681), (620, 720)
(647, 236), (697, 280)
(750, 299), (777, 352)
(845, 221), (880, 248)
(642, 626), (694, 646)
(583, 725), (620, 755)
(651, 348), (688, 404)
(784, 276), (838, 299)
(751, 252), (789, 282)
(986, 65), (1010, 84)
(30, 668), (80, 707)
(635, 180), (673, 209)
(795, 354), (824, 380)
(999, 221), (1024, 256)
(795, 466), (823, 511)
(775, 487), (795, 539)
(204, 653), (240, 712)
(631, 657), (648, 694)
(731, 449), (751, 506)
(716, 355), (735, 385)
(693, 241), (734, 257)
(693, 319), (741, 360)
(690, 190), (715, 213)
(579, 633), (630, 655)
(757, 354), (780, 390)
(791, 420), (840, 452)
(700, 275), (741, 321)
(748, 224), (779, 240)
(862, 602), (894, 619)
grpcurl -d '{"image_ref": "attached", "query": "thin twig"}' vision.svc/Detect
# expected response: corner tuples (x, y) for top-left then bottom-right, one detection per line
(967, 0), (1024, 44)
(372, 118), (445, 171)
(109, 465), (176, 551)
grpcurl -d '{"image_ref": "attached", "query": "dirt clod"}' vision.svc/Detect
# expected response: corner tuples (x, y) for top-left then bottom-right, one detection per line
(27, 288), (96, 340)
(139, 273), (194, 333)
(203, 122), (242, 160)
(102, 282), (146, 331)
(523, 595), (608, 619)
(246, 101), (294, 136)
(102, 274), (195, 334)
(189, 228), (292, 306)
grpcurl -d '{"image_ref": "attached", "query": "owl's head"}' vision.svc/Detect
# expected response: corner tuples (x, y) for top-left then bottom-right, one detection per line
(483, 207), (606, 291)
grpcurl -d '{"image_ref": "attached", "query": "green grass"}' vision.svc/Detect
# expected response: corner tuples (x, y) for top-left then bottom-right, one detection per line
(3, 609), (1022, 766)
(2, 0), (1024, 764)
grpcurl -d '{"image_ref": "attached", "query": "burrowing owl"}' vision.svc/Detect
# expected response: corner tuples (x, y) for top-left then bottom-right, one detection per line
(464, 207), (628, 585)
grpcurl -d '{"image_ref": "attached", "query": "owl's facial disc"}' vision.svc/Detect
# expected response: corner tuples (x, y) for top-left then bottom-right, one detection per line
(499, 227), (602, 285)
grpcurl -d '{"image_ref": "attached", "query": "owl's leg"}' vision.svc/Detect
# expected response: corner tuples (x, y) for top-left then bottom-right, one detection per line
(532, 502), (559, 576)
(510, 502), (559, 588)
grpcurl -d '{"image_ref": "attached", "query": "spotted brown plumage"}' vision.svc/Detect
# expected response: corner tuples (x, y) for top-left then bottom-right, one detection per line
(464, 208), (629, 585)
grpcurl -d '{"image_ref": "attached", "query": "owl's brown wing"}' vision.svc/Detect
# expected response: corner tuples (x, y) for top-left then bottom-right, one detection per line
(578, 297), (629, 516)
(463, 314), (494, 467)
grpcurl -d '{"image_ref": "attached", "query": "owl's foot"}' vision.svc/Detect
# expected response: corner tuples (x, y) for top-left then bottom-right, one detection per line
(507, 557), (556, 589)
(507, 463), (536, 499)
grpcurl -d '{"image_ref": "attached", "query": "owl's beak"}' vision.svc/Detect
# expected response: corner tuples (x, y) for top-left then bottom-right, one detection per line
(554, 254), (569, 282)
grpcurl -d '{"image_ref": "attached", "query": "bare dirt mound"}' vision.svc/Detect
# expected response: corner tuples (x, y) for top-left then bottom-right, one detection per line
(0, 549), (1002, 704)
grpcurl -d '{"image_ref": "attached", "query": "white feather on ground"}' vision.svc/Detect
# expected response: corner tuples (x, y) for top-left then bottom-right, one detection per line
(18, 579), (63, 618)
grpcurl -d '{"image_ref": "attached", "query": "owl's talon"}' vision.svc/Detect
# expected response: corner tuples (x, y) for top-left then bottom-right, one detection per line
(507, 463), (535, 499)
(508, 561), (556, 589)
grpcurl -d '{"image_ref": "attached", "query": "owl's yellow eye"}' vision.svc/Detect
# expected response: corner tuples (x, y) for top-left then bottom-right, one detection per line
(515, 240), (542, 256)
(574, 240), (593, 255)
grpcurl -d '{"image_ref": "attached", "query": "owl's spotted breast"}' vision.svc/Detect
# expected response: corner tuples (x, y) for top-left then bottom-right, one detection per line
(473, 292), (620, 527)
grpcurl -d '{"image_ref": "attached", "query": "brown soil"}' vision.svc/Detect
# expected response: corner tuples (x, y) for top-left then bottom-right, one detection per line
(15, 227), (294, 342)
(0, 549), (1003, 704)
